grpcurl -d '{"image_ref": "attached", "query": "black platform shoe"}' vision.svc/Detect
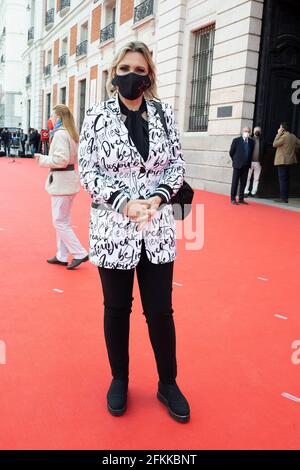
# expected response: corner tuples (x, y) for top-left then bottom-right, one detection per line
(107, 379), (128, 417)
(157, 381), (190, 423)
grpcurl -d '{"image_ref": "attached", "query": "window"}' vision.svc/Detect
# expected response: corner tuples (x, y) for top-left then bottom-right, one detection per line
(134, 0), (154, 24)
(45, 0), (55, 28)
(47, 0), (55, 10)
(60, 87), (66, 105)
(58, 37), (68, 68)
(28, 0), (35, 43)
(59, 0), (71, 13)
(77, 23), (88, 57)
(47, 49), (52, 65)
(44, 49), (52, 76)
(79, 79), (86, 131)
(46, 93), (51, 121)
(102, 70), (109, 101)
(30, 0), (35, 24)
(188, 24), (215, 132)
(80, 22), (88, 42)
(100, 1), (116, 43)
(27, 99), (31, 130)
(26, 62), (32, 86)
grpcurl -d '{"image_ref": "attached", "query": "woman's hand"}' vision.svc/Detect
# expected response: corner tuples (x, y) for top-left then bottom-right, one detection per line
(147, 196), (162, 210)
(123, 196), (163, 231)
(138, 196), (163, 230)
(123, 199), (154, 231)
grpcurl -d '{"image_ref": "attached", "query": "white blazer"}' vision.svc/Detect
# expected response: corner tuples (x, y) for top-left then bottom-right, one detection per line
(78, 94), (185, 270)
(38, 127), (80, 196)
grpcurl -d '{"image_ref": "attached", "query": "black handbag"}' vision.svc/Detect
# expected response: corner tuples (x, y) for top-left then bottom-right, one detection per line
(152, 101), (194, 220)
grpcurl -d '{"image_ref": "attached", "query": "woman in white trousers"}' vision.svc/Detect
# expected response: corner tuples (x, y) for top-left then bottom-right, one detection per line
(35, 104), (88, 270)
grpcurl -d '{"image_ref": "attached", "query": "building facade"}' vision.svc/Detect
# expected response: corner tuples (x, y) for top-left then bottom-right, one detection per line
(22, 0), (300, 197)
(0, 0), (27, 128)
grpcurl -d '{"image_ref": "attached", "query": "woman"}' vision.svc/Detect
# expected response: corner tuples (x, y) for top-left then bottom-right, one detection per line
(36, 104), (88, 270)
(79, 42), (190, 423)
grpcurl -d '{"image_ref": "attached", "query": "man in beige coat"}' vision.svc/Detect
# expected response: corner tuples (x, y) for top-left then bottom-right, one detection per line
(273, 122), (300, 203)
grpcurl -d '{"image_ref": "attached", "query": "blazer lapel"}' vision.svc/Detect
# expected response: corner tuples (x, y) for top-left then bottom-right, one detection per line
(107, 94), (144, 166)
(106, 94), (166, 167)
(145, 99), (166, 167)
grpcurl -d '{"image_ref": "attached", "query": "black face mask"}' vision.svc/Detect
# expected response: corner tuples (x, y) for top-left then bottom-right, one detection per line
(254, 132), (261, 137)
(112, 73), (151, 100)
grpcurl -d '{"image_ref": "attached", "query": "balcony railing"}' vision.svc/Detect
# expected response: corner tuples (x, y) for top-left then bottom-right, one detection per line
(45, 8), (55, 28)
(27, 26), (34, 44)
(100, 22), (115, 44)
(59, 0), (71, 16)
(134, 0), (154, 24)
(76, 40), (87, 58)
(58, 53), (67, 69)
(26, 74), (31, 86)
(44, 64), (51, 77)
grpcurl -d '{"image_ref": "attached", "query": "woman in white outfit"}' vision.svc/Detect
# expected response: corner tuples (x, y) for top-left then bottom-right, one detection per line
(35, 104), (88, 270)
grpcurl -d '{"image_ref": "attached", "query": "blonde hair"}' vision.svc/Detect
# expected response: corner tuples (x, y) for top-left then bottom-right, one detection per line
(53, 104), (79, 143)
(107, 41), (159, 100)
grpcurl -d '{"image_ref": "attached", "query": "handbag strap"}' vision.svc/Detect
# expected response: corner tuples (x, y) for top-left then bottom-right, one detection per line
(152, 100), (169, 139)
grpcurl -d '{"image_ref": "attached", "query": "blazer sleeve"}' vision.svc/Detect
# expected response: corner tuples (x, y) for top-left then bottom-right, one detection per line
(151, 103), (185, 204)
(78, 108), (130, 212)
(273, 133), (286, 148)
(229, 138), (237, 159)
(38, 131), (70, 169)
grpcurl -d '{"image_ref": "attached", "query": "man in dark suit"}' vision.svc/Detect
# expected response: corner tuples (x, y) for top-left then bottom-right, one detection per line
(1, 128), (12, 157)
(229, 127), (255, 205)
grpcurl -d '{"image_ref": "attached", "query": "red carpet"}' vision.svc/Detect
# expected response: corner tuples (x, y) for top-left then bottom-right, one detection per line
(0, 157), (300, 450)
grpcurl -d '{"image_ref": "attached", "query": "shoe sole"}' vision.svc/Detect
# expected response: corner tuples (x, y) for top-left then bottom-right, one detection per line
(157, 392), (190, 423)
(66, 258), (89, 270)
(107, 402), (127, 417)
(47, 261), (68, 266)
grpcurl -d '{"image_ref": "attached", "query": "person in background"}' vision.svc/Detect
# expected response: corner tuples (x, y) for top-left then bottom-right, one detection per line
(273, 122), (300, 203)
(28, 128), (35, 156)
(34, 129), (41, 153)
(35, 104), (88, 269)
(1, 128), (12, 156)
(229, 127), (255, 205)
(245, 126), (263, 197)
(20, 129), (27, 155)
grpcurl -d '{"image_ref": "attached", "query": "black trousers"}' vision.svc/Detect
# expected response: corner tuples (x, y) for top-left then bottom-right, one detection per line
(98, 242), (177, 384)
(231, 165), (249, 201)
(277, 165), (290, 200)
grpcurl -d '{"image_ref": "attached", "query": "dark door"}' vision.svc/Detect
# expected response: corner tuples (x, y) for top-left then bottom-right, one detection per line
(254, 0), (300, 197)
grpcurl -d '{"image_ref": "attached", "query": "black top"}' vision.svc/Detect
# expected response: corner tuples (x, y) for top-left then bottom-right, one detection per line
(119, 96), (149, 161)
